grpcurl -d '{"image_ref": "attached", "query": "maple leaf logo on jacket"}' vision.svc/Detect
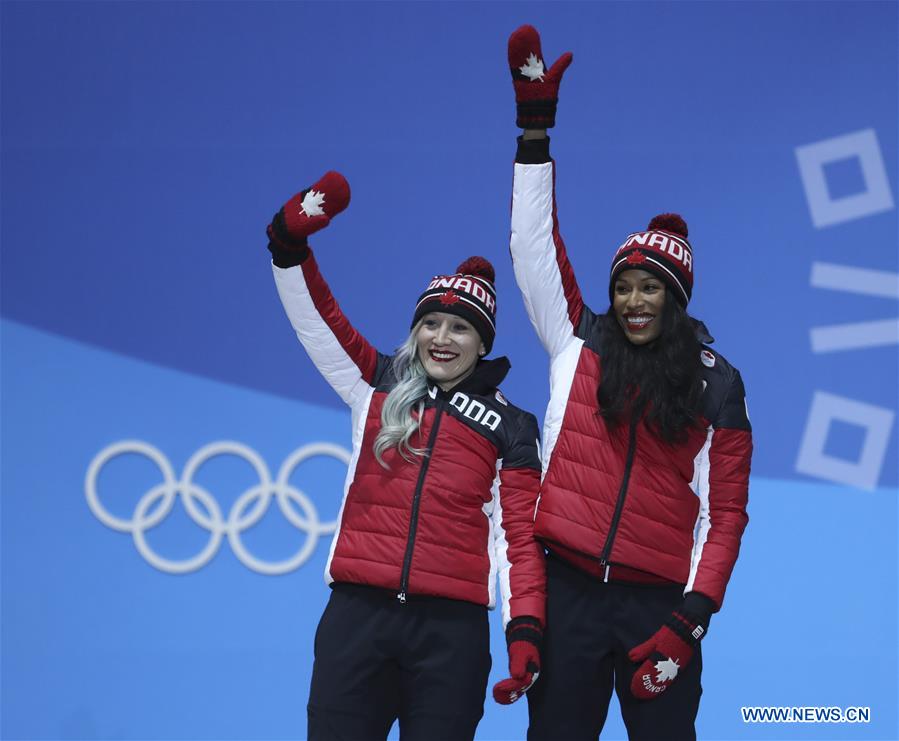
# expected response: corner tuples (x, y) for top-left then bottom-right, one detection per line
(300, 190), (326, 217)
(439, 290), (460, 305)
(654, 657), (680, 683)
(519, 53), (545, 81)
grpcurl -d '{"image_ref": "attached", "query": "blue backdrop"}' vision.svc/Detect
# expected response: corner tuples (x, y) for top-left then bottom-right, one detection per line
(2, 2), (896, 739)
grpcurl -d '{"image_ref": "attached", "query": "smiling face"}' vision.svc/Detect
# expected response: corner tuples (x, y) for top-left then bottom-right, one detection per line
(415, 312), (485, 391)
(612, 269), (667, 345)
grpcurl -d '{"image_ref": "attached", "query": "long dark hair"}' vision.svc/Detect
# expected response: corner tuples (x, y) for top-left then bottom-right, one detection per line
(597, 299), (704, 444)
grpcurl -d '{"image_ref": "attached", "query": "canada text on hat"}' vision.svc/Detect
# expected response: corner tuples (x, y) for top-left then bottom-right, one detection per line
(418, 274), (497, 328)
(411, 256), (499, 353)
(609, 213), (695, 306)
(614, 231), (693, 274)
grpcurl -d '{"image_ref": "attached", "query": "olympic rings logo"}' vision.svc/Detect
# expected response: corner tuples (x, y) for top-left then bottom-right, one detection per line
(85, 440), (350, 575)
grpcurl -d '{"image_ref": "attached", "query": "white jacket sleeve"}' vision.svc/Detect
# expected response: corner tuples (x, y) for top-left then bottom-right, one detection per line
(272, 250), (383, 411)
(510, 149), (586, 359)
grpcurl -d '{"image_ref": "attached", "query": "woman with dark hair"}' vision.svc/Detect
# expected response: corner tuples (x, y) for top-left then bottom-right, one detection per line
(504, 25), (753, 741)
(265, 170), (546, 740)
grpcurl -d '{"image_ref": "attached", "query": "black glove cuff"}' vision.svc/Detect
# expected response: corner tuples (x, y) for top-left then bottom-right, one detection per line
(667, 612), (703, 646)
(506, 615), (543, 650)
(267, 208), (310, 268)
(516, 99), (558, 130)
(668, 593), (715, 646)
(516, 135), (552, 164)
(682, 592), (716, 626)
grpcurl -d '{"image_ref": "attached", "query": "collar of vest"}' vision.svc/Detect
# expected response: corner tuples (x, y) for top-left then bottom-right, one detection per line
(692, 318), (714, 344)
(427, 356), (511, 398)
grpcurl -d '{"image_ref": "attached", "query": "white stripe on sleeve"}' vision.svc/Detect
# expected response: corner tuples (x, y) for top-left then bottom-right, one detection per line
(686, 426), (714, 593)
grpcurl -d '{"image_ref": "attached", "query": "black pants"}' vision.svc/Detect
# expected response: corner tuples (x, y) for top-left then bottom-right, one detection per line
(307, 584), (491, 741)
(527, 555), (702, 741)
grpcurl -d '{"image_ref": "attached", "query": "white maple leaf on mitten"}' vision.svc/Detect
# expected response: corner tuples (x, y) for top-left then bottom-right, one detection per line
(519, 53), (545, 81)
(654, 657), (680, 683)
(300, 189), (326, 217)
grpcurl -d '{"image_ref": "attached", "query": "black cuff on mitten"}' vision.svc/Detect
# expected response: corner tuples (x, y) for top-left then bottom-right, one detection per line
(516, 101), (559, 130)
(669, 592), (717, 646)
(682, 592), (716, 626)
(267, 208), (310, 268)
(506, 615), (543, 650)
(516, 136), (552, 165)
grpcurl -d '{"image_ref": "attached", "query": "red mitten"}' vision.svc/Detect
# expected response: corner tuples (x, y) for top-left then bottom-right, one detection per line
(629, 609), (706, 700)
(280, 170), (350, 240)
(507, 25), (573, 129)
(492, 616), (542, 705)
(267, 171), (350, 267)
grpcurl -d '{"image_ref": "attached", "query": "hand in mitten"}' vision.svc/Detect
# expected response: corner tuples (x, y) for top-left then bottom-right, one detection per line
(492, 616), (542, 705)
(267, 171), (350, 266)
(629, 599), (711, 701)
(508, 25), (573, 130)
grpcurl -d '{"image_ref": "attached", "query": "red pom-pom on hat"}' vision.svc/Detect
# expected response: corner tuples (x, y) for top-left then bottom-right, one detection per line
(456, 256), (496, 284)
(647, 213), (688, 238)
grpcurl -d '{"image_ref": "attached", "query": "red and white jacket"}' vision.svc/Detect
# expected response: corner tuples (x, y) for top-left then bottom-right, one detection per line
(272, 249), (546, 626)
(510, 139), (751, 609)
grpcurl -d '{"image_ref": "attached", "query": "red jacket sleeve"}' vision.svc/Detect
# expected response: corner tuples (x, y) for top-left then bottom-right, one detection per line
(492, 410), (546, 627)
(688, 370), (752, 609)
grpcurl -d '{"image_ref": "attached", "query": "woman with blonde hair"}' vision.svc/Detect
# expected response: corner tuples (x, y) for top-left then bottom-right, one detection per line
(266, 170), (546, 740)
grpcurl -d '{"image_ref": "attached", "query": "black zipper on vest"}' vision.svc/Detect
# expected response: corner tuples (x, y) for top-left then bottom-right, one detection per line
(397, 398), (445, 604)
(598, 414), (640, 570)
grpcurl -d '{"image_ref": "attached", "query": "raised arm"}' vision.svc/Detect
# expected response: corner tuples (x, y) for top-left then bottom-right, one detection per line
(267, 172), (384, 410)
(508, 25), (585, 358)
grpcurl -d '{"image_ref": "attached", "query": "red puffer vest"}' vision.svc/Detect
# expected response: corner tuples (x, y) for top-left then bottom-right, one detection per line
(510, 142), (751, 609)
(271, 247), (545, 625)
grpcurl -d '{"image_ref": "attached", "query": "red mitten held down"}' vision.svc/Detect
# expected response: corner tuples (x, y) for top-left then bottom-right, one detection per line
(493, 616), (543, 705)
(629, 609), (706, 701)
